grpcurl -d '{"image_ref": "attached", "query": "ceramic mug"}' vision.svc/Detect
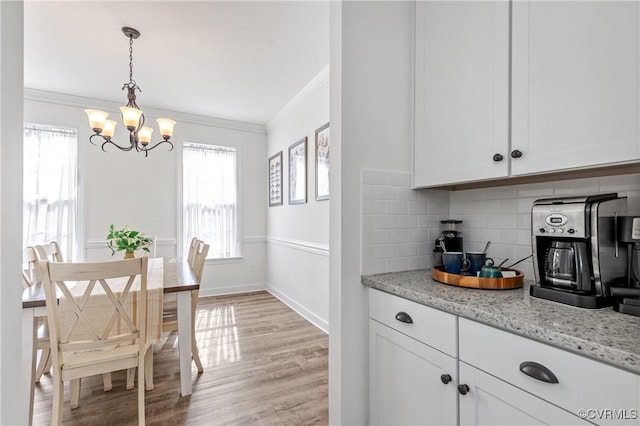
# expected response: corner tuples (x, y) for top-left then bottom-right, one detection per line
(443, 252), (470, 274)
(466, 251), (487, 276)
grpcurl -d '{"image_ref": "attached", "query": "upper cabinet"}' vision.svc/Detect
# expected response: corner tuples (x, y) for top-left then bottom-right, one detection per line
(414, 1), (640, 188)
(414, 1), (510, 187)
(511, 1), (640, 175)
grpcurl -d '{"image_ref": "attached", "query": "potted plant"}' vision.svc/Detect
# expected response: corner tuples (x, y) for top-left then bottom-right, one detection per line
(106, 224), (153, 258)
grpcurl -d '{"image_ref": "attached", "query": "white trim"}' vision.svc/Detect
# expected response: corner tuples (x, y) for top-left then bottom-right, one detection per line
(85, 238), (176, 249)
(243, 236), (267, 244)
(24, 88), (266, 135)
(266, 285), (329, 334)
(266, 65), (330, 129)
(267, 236), (330, 257)
(198, 283), (266, 298)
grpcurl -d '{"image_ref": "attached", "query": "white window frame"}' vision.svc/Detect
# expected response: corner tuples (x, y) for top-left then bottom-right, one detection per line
(178, 141), (242, 261)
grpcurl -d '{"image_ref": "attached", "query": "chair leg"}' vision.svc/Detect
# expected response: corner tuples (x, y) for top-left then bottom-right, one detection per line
(138, 353), (146, 425)
(70, 378), (81, 409)
(51, 371), (64, 426)
(102, 373), (112, 391)
(145, 347), (154, 390)
(34, 347), (51, 383)
(191, 291), (204, 373)
(126, 368), (135, 390)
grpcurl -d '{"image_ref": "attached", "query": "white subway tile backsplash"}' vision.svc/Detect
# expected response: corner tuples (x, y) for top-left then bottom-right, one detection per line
(363, 170), (640, 276)
(386, 200), (408, 215)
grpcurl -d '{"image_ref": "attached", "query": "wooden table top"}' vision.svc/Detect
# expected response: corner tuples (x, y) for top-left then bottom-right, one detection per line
(22, 257), (199, 309)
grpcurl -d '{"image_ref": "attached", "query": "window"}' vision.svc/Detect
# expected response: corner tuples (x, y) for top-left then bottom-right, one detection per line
(183, 143), (240, 259)
(23, 124), (78, 260)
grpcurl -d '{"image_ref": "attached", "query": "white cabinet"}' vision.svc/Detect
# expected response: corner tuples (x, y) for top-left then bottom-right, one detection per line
(459, 318), (640, 426)
(511, 1), (640, 175)
(414, 1), (509, 187)
(368, 290), (457, 425)
(414, 0), (640, 187)
(458, 362), (591, 426)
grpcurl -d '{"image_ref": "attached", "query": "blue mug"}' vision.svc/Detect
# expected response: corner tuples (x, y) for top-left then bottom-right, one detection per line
(466, 251), (488, 276)
(443, 252), (470, 274)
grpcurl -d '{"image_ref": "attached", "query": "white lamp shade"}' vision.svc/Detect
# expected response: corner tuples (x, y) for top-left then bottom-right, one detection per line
(102, 119), (117, 138)
(85, 109), (109, 131)
(120, 106), (143, 129)
(156, 118), (176, 138)
(138, 126), (153, 145)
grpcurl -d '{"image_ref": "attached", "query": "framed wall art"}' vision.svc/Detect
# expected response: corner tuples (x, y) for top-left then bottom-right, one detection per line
(314, 122), (330, 201)
(268, 151), (283, 207)
(288, 137), (307, 204)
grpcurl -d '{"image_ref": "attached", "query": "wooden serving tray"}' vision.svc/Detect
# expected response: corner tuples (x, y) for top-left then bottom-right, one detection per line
(431, 265), (524, 290)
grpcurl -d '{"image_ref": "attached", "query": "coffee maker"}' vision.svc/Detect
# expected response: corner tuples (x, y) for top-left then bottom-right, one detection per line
(433, 220), (463, 265)
(531, 194), (628, 308)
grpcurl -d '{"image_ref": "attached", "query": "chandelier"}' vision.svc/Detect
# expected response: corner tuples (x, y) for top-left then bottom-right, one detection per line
(85, 27), (175, 157)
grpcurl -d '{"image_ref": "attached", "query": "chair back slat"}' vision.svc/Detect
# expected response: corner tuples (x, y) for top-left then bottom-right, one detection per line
(192, 242), (209, 282)
(187, 237), (201, 267)
(23, 247), (39, 289)
(39, 255), (148, 361)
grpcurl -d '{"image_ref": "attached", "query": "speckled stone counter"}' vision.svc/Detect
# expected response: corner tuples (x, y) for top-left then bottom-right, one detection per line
(362, 269), (640, 375)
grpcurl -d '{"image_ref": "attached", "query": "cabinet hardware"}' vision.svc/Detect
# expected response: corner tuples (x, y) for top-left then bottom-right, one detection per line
(492, 153), (504, 162)
(394, 311), (413, 324)
(519, 361), (559, 384)
(440, 374), (452, 384)
(457, 384), (470, 395)
(510, 149), (523, 159)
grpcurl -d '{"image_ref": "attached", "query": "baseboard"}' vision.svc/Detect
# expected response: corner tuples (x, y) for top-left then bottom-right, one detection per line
(198, 282), (266, 297)
(266, 285), (329, 334)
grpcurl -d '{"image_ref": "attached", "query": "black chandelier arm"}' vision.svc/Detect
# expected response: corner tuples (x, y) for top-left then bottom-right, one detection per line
(101, 139), (136, 152)
(140, 139), (174, 157)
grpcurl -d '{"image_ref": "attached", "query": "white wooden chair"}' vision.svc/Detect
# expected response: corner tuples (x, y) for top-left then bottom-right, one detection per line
(162, 238), (208, 373)
(23, 247), (52, 383)
(38, 253), (149, 425)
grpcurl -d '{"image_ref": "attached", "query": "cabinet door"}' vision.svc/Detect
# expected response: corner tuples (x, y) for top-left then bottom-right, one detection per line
(458, 362), (591, 426)
(511, 1), (640, 175)
(369, 319), (457, 426)
(414, 1), (509, 187)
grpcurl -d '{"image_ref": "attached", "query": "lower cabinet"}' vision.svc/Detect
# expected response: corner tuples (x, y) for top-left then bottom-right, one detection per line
(458, 362), (590, 425)
(369, 319), (457, 425)
(368, 289), (640, 425)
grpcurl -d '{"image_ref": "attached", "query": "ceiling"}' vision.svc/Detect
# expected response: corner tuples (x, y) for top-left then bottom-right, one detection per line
(24, 1), (330, 126)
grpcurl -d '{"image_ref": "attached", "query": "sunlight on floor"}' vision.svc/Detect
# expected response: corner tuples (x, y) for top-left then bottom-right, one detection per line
(195, 305), (241, 364)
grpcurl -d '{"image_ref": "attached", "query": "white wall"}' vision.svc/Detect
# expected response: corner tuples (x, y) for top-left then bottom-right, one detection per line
(330, 1), (415, 423)
(0, 2), (24, 423)
(265, 67), (330, 332)
(24, 91), (268, 297)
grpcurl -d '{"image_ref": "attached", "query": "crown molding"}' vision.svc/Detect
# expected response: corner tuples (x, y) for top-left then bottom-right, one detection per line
(24, 88), (267, 135)
(266, 65), (329, 129)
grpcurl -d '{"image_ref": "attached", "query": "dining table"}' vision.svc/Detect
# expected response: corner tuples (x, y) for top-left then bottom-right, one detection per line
(19, 257), (199, 426)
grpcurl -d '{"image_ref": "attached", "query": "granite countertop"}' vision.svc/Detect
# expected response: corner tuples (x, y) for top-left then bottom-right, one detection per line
(362, 269), (640, 375)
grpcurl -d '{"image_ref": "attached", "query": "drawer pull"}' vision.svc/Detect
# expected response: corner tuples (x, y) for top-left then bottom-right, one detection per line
(519, 361), (559, 384)
(440, 374), (452, 384)
(394, 311), (413, 324)
(457, 384), (470, 395)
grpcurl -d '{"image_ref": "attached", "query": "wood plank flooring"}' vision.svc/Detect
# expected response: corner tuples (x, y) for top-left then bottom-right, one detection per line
(32, 291), (329, 425)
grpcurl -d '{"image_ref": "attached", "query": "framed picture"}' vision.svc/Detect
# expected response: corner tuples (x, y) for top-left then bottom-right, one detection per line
(288, 137), (307, 204)
(268, 151), (283, 207)
(314, 122), (330, 201)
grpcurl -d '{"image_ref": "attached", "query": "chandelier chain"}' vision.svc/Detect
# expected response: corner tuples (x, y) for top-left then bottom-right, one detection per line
(128, 35), (135, 85)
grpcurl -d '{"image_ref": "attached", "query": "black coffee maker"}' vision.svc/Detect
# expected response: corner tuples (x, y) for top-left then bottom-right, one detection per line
(434, 220), (463, 265)
(611, 216), (640, 316)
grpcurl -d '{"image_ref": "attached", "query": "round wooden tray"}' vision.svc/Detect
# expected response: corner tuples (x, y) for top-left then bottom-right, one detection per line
(431, 265), (524, 290)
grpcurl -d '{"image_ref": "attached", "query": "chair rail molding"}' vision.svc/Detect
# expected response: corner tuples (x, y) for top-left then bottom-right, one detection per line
(267, 236), (330, 257)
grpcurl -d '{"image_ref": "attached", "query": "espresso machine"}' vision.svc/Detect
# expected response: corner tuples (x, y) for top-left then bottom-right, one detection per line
(530, 194), (628, 308)
(433, 220), (463, 265)
(611, 216), (640, 316)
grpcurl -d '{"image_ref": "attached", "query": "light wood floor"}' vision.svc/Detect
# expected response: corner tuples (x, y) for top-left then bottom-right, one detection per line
(32, 291), (329, 425)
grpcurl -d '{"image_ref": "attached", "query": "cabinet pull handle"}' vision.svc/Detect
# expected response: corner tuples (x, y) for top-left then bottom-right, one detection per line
(492, 153), (504, 162)
(394, 311), (413, 324)
(519, 361), (559, 384)
(511, 149), (523, 159)
(440, 374), (452, 384)
(457, 384), (470, 395)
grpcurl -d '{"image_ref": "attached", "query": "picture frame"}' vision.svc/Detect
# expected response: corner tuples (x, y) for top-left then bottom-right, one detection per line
(288, 137), (307, 205)
(314, 122), (330, 201)
(268, 151), (283, 207)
